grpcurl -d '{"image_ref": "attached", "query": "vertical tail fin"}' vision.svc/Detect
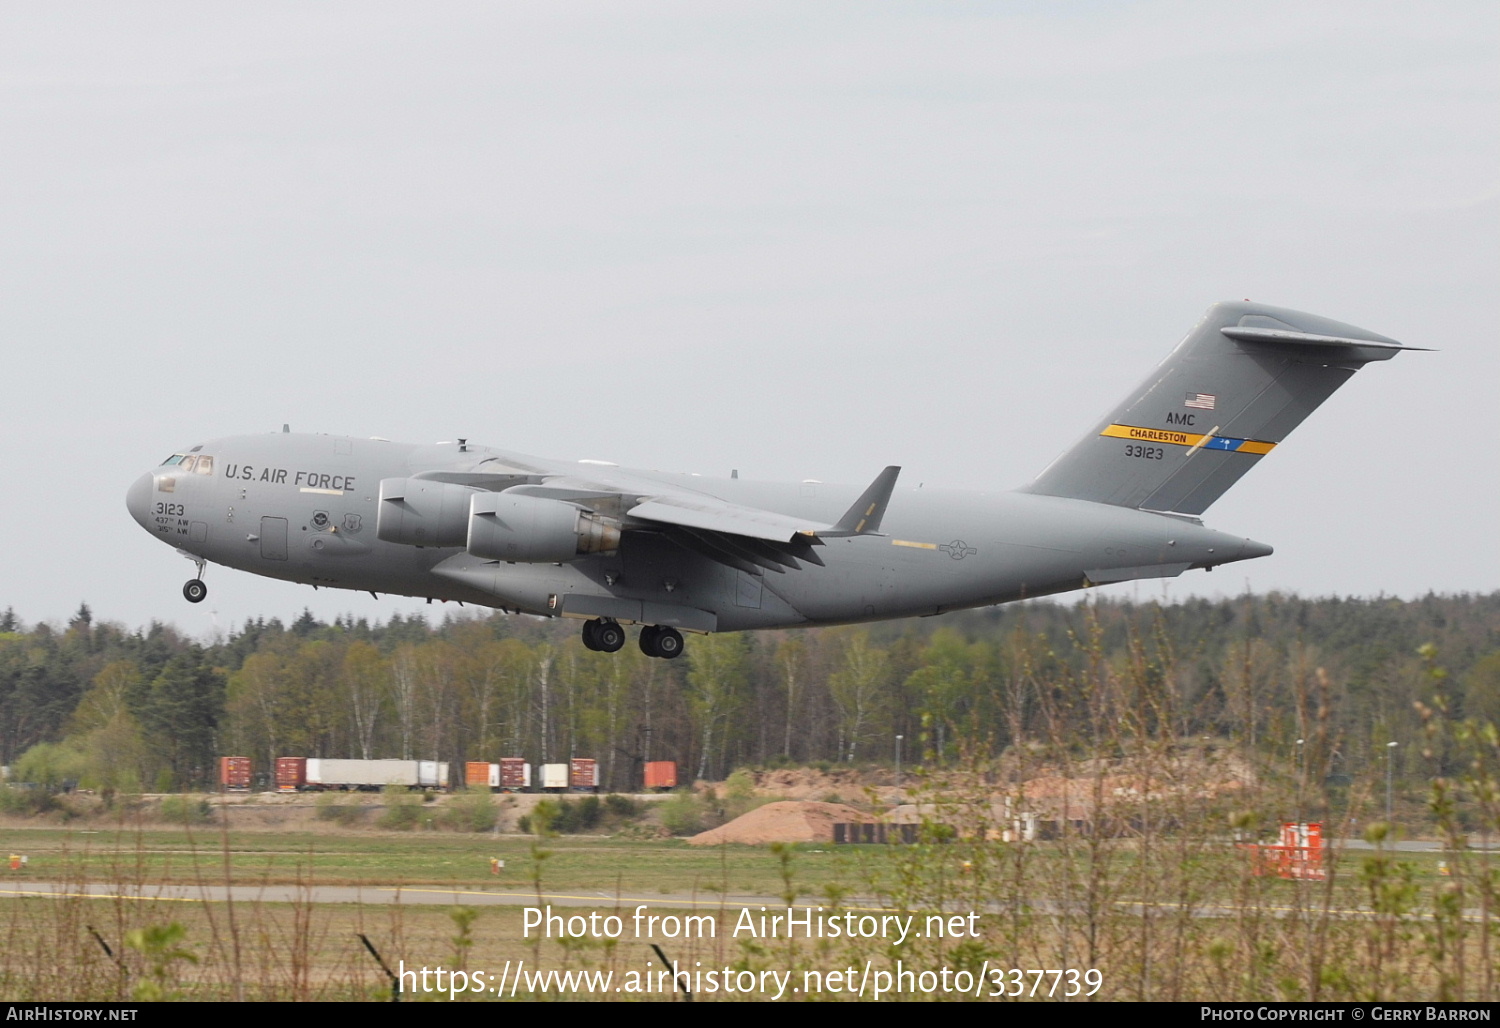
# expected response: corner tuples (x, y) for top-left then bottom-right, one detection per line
(1022, 301), (1422, 515)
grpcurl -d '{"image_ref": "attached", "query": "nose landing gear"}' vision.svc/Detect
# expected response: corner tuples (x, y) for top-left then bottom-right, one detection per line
(183, 558), (207, 603)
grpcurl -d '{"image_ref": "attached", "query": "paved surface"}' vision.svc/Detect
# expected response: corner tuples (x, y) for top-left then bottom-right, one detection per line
(2, 840), (1488, 914)
(4, 874), (1493, 925)
(0, 880), (785, 910)
(1334, 837), (1500, 852)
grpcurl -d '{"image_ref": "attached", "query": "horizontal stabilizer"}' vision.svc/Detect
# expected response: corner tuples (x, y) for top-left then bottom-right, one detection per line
(1219, 325), (1431, 352)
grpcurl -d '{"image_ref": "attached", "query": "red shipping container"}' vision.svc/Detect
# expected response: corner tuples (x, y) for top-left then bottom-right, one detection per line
(569, 758), (599, 791)
(498, 758), (530, 791)
(464, 762), (493, 788)
(219, 756), (252, 791)
(274, 757), (307, 793)
(643, 761), (677, 791)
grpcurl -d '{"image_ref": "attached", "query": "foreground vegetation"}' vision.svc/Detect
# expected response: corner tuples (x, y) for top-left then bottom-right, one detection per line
(0, 809), (1493, 1001)
(1, 591), (1498, 999)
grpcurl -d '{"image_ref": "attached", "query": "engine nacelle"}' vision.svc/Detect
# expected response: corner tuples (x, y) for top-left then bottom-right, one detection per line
(467, 492), (620, 563)
(375, 478), (474, 547)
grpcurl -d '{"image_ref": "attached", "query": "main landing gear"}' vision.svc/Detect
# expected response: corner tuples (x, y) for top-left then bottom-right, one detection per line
(580, 619), (626, 653)
(579, 619), (685, 659)
(638, 625), (684, 660)
(183, 559), (208, 604)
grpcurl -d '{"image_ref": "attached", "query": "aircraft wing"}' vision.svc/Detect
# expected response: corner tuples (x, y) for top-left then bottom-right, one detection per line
(617, 466), (900, 574)
(415, 457), (900, 575)
(626, 495), (830, 543)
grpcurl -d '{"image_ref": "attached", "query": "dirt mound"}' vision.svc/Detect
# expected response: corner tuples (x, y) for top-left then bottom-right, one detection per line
(687, 800), (873, 846)
(747, 768), (889, 801)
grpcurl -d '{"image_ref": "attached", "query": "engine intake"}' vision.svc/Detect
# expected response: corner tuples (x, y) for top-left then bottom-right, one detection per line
(467, 492), (620, 563)
(376, 478), (474, 547)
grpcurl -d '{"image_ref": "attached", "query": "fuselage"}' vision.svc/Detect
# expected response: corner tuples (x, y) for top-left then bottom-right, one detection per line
(125, 432), (1270, 633)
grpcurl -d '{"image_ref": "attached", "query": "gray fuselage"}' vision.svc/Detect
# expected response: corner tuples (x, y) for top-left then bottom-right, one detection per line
(125, 432), (1269, 633)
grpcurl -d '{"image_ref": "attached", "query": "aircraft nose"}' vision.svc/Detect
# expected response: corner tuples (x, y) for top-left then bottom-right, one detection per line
(126, 472), (152, 530)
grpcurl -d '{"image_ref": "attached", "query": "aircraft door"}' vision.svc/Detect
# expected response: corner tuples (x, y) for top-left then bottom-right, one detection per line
(260, 517), (289, 561)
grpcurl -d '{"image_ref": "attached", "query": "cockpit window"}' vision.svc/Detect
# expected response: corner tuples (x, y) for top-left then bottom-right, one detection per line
(160, 454), (187, 466)
(180, 456), (198, 472)
(196, 456), (214, 475)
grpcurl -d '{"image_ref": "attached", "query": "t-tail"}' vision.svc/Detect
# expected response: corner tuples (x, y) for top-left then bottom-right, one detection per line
(1022, 301), (1424, 516)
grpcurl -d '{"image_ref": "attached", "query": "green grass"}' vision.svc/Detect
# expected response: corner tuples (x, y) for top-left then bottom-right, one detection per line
(2, 823), (1495, 1002)
(0, 822), (1466, 910)
(0, 826), (860, 896)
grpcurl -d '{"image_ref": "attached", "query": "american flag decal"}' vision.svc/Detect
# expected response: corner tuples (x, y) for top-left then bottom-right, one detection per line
(1185, 393), (1216, 410)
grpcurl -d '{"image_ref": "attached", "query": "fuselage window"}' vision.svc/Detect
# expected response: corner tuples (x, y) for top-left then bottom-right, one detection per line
(196, 456), (214, 475)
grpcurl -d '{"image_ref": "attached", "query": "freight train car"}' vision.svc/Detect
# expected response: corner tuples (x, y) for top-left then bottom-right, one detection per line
(218, 756), (252, 792)
(464, 761), (496, 789)
(275, 758), (449, 791)
(275, 757), (306, 792)
(538, 760), (601, 792)
(539, 763), (569, 791)
(498, 758), (531, 792)
(462, 760), (534, 792)
(569, 758), (599, 792)
(643, 760), (677, 791)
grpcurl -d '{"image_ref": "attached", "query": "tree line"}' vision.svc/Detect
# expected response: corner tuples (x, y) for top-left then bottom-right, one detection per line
(0, 592), (1496, 793)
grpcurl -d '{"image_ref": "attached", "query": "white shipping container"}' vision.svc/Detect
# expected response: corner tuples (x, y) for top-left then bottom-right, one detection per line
(487, 763), (500, 789)
(305, 759), (450, 789)
(540, 763), (569, 790)
(418, 761), (448, 789)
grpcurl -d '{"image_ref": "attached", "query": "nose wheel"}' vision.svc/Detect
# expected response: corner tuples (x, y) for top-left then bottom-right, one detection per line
(183, 557), (208, 603)
(580, 619), (625, 653)
(638, 625), (684, 659)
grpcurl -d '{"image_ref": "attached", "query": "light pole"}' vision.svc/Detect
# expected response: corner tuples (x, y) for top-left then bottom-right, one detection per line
(1295, 739), (1305, 828)
(895, 734), (903, 790)
(1386, 741), (1398, 824)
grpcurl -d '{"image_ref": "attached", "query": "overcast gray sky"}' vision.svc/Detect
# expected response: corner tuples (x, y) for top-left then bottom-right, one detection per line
(2, 2), (1495, 636)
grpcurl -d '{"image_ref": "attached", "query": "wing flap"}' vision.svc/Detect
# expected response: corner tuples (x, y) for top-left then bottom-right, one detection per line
(628, 497), (830, 543)
(628, 465), (900, 544)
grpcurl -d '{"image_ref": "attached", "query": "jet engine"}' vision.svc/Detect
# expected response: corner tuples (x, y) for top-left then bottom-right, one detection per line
(466, 491), (620, 563)
(376, 478), (474, 547)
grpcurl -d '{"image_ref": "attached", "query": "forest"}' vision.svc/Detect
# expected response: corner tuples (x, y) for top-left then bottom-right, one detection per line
(1, 592), (1497, 795)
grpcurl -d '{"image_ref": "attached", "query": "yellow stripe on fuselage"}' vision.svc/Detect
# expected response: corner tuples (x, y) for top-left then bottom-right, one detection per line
(1099, 424), (1276, 456)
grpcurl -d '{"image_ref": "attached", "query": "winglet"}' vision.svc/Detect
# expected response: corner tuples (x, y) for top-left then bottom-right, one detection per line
(825, 466), (901, 537)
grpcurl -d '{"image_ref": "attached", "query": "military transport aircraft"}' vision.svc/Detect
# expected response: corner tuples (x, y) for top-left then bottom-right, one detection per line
(125, 301), (1419, 659)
